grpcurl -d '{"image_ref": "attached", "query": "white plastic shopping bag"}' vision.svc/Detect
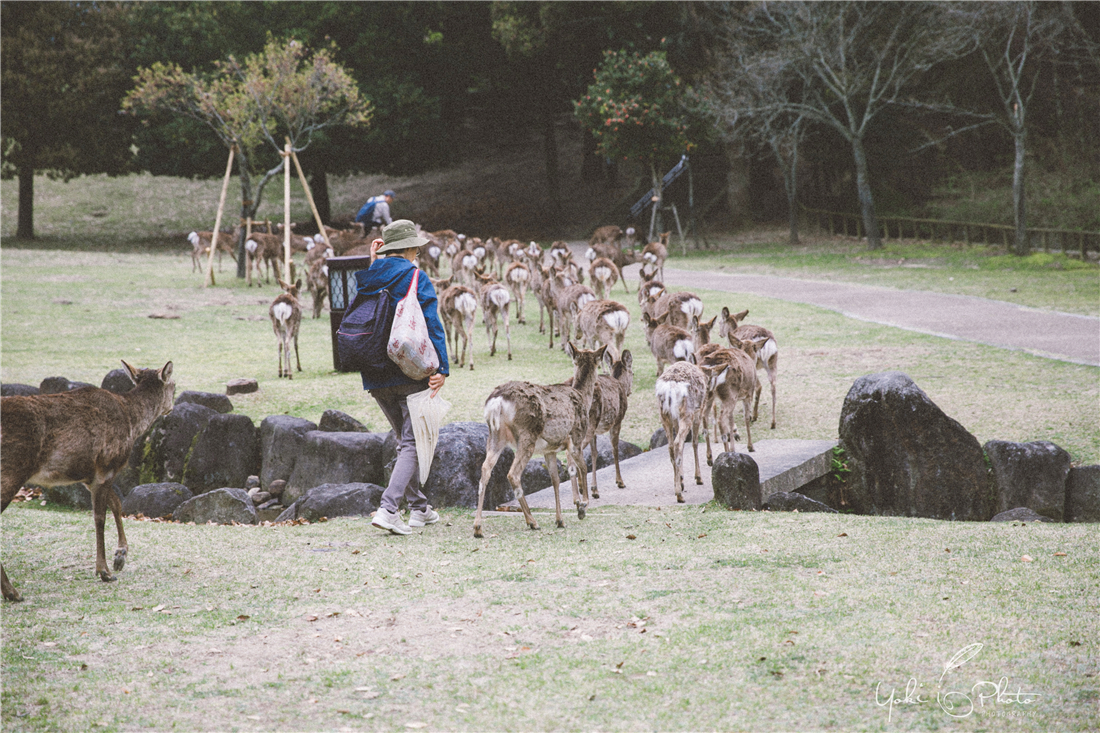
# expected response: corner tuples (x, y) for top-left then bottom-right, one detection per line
(387, 267), (440, 380)
(406, 388), (452, 484)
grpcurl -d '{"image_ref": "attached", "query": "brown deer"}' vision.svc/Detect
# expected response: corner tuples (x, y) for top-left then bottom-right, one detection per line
(642, 311), (696, 377)
(698, 342), (759, 463)
(552, 278), (596, 351)
(474, 270), (513, 361)
(450, 248), (480, 286)
(587, 256), (621, 300)
(503, 260), (532, 324)
(645, 289), (703, 332)
(246, 232), (285, 286)
(641, 232), (670, 283)
(580, 349), (634, 498)
(720, 307), (780, 429)
(437, 279), (478, 370)
(655, 360), (711, 503)
(270, 278), (303, 378)
(473, 343), (607, 538)
(1, 361), (176, 601)
(188, 230), (237, 273)
(306, 257), (329, 319)
(575, 299), (630, 363)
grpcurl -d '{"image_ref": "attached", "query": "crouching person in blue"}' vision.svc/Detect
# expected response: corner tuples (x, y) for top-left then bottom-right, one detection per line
(357, 219), (449, 535)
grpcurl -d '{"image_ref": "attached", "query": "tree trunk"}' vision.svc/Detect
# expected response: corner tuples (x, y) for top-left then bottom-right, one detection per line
(850, 136), (882, 250)
(235, 152), (255, 280)
(309, 168), (331, 226)
(648, 161), (664, 242)
(16, 167), (35, 240)
(1012, 127), (1028, 255)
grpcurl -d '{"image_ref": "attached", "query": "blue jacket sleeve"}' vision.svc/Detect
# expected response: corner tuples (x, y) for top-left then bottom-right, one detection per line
(418, 271), (450, 376)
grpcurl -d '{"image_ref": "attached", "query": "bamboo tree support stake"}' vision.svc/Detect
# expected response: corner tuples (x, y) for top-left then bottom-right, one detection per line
(288, 145), (331, 251)
(205, 145), (236, 287)
(282, 141), (293, 284)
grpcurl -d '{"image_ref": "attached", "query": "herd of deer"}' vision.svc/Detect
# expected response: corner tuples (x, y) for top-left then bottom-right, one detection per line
(0, 223), (781, 601)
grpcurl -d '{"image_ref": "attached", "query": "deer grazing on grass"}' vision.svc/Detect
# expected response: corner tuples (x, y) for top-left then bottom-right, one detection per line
(1, 361), (176, 601)
(474, 343), (606, 538)
(578, 349), (633, 498)
(474, 270), (513, 362)
(720, 307), (780, 430)
(575, 299), (630, 363)
(270, 278), (303, 378)
(642, 312), (696, 377)
(436, 278), (478, 370)
(655, 360), (711, 503)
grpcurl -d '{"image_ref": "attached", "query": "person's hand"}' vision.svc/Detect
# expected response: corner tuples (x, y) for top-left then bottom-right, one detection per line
(428, 372), (446, 398)
(369, 238), (384, 264)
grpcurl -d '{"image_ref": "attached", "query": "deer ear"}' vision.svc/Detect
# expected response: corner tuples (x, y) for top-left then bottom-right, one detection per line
(564, 341), (577, 361)
(621, 350), (633, 370)
(721, 306), (730, 319)
(735, 309), (749, 321)
(121, 360), (140, 384)
(159, 361), (174, 382)
(595, 344), (607, 361)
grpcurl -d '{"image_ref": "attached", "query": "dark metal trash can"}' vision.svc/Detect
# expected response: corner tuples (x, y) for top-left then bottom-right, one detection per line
(326, 255), (373, 372)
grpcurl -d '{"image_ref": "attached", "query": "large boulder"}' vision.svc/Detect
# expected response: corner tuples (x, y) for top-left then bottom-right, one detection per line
(122, 482), (193, 519)
(283, 431), (388, 506)
(1065, 465), (1100, 523)
(39, 376), (94, 394)
(838, 372), (992, 521)
(115, 402), (218, 493)
(990, 507), (1054, 523)
(183, 413), (260, 494)
(259, 415), (317, 489)
(175, 391), (234, 414)
(984, 440), (1072, 522)
(174, 488), (257, 525)
(101, 369), (136, 394)
(42, 483), (94, 510)
(583, 435), (644, 472)
(277, 483), (384, 523)
(712, 451), (761, 510)
(423, 422), (513, 509)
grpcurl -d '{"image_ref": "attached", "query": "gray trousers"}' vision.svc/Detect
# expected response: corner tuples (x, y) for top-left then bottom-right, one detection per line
(369, 382), (430, 514)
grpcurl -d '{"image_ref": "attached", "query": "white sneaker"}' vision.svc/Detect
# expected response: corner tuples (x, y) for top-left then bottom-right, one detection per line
(408, 507), (440, 527)
(372, 507), (411, 535)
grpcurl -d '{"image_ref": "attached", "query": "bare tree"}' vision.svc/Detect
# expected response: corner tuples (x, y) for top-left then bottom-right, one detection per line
(700, 2), (971, 249)
(941, 2), (1096, 255)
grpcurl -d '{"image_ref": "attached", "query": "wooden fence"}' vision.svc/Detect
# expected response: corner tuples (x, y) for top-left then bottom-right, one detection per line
(801, 204), (1099, 258)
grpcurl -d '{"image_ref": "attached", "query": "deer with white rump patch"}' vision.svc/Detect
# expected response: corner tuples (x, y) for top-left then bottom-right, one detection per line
(642, 311), (696, 377)
(436, 277), (478, 370)
(504, 260), (532, 324)
(698, 341), (759, 460)
(577, 349), (634, 497)
(1, 361), (176, 601)
(270, 278), (303, 378)
(474, 270), (513, 361)
(720, 307), (779, 430)
(655, 360), (712, 503)
(575, 299), (630, 363)
(474, 343), (606, 538)
(641, 232), (669, 283)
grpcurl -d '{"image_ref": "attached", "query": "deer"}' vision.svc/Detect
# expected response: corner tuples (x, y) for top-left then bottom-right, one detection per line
(306, 256), (329, 319)
(504, 260), (532, 324)
(645, 289), (703, 332)
(575, 299), (630, 363)
(699, 341), (760, 458)
(641, 232), (670, 283)
(586, 232), (638, 293)
(552, 277), (596, 352)
(539, 266), (573, 345)
(245, 232), (285, 286)
(642, 311), (696, 377)
(655, 360), (711, 503)
(720, 307), (780, 430)
(188, 230), (237, 273)
(587, 256), (621, 300)
(474, 342), (607, 538)
(436, 278), (478, 370)
(1, 360), (176, 601)
(576, 348), (634, 498)
(474, 270), (513, 362)
(450, 248), (480, 286)
(274, 223), (315, 253)
(270, 278), (303, 378)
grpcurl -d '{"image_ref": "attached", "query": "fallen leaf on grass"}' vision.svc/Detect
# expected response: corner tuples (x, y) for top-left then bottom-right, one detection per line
(1054, 552), (1067, 557)
(1021, 555), (1034, 563)
(406, 723), (427, 730)
(626, 534), (637, 540)
(837, 533), (848, 537)
(237, 615), (250, 621)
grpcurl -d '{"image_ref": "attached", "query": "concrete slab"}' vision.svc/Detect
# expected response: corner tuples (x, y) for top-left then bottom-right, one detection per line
(497, 438), (837, 510)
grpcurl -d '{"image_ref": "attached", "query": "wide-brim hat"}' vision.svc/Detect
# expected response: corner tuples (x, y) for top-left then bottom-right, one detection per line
(376, 219), (430, 253)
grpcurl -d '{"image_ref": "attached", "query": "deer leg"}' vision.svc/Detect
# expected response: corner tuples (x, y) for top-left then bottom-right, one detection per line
(611, 423), (625, 489)
(703, 395), (714, 467)
(503, 310), (512, 361)
(465, 316), (475, 371)
(768, 361), (778, 430)
(293, 331), (301, 374)
(752, 380), (762, 423)
(742, 399), (755, 453)
(91, 482), (115, 582)
(544, 452), (566, 529)
(569, 439), (589, 520)
(108, 487), (128, 571)
(588, 433), (600, 499)
(474, 442), (508, 539)
(691, 420), (704, 485)
(548, 310), (555, 349)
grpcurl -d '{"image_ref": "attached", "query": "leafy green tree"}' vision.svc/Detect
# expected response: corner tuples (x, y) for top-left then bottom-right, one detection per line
(1, 2), (134, 240)
(124, 37), (371, 277)
(575, 49), (693, 238)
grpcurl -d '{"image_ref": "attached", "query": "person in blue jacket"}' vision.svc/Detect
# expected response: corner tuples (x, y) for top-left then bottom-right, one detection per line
(355, 219), (449, 535)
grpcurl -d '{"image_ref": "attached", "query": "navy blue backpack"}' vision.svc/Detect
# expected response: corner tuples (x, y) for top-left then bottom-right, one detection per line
(336, 288), (396, 371)
(355, 195), (384, 225)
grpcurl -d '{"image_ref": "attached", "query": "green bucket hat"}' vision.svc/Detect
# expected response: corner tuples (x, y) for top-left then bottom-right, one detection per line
(376, 219), (431, 254)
